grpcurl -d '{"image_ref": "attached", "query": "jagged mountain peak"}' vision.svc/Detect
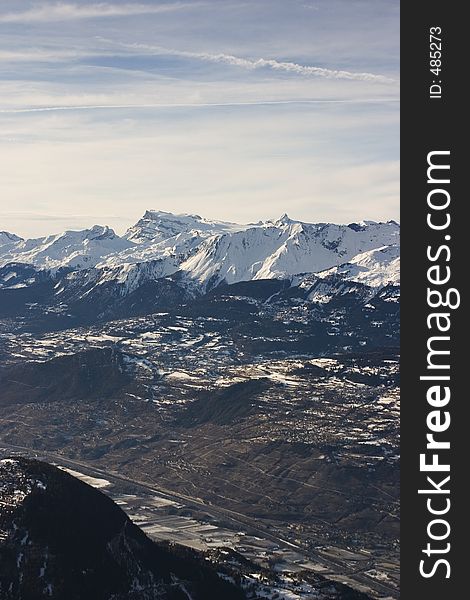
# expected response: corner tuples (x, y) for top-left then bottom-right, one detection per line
(273, 212), (296, 226)
(125, 210), (242, 244)
(84, 224), (117, 240)
(144, 209), (203, 221)
(0, 231), (23, 246)
(41, 224), (119, 246)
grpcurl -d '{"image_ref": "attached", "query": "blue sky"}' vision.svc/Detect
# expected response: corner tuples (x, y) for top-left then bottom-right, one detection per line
(0, 0), (399, 237)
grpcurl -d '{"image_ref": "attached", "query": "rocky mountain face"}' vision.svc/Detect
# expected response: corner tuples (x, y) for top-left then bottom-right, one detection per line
(0, 457), (245, 600)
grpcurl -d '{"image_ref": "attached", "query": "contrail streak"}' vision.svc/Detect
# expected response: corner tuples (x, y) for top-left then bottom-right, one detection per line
(0, 98), (400, 114)
(110, 41), (396, 84)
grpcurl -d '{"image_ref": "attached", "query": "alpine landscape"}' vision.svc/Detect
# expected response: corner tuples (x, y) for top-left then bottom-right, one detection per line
(0, 211), (399, 599)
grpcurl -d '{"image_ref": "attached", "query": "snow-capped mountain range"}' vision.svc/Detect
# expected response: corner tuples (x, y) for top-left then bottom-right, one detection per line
(0, 211), (400, 291)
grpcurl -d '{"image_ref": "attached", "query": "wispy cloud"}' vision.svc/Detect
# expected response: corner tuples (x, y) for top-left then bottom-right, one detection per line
(0, 98), (399, 115)
(0, 48), (88, 62)
(111, 41), (395, 83)
(0, 43), (395, 86)
(0, 2), (200, 24)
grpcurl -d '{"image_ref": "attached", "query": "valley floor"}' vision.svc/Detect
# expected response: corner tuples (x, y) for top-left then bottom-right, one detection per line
(0, 444), (399, 599)
(0, 302), (400, 599)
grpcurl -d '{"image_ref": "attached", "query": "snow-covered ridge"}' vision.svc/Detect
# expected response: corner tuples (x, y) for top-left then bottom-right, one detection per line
(0, 225), (134, 270)
(0, 231), (23, 247)
(181, 219), (399, 288)
(0, 211), (400, 289)
(302, 244), (400, 305)
(124, 209), (244, 244)
(317, 244), (400, 288)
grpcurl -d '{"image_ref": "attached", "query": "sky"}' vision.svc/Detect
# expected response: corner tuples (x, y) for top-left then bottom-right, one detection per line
(0, 0), (399, 238)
